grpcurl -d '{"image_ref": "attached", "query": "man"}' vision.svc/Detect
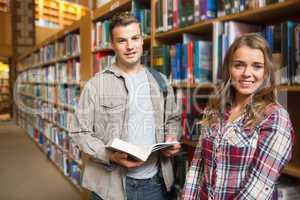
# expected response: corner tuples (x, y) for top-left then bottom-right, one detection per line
(70, 12), (181, 200)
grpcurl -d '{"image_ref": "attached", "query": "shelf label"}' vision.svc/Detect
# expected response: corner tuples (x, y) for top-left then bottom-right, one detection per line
(110, 1), (120, 11)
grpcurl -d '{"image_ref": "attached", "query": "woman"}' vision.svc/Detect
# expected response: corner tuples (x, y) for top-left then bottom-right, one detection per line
(183, 33), (294, 200)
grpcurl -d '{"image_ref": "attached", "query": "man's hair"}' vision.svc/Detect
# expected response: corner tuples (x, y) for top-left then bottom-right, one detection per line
(109, 11), (141, 40)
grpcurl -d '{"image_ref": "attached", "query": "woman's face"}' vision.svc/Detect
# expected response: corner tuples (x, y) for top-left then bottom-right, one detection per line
(229, 45), (265, 100)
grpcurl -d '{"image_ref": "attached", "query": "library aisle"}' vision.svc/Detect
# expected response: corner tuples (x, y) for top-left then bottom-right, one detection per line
(0, 120), (82, 200)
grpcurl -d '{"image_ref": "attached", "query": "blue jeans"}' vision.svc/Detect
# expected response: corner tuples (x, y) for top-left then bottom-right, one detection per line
(126, 173), (168, 200)
(90, 173), (168, 200)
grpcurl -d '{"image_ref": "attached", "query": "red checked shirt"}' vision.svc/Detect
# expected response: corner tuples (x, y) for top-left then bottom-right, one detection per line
(183, 103), (294, 200)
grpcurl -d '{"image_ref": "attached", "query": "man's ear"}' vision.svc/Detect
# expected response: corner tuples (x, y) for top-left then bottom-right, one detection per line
(109, 39), (114, 50)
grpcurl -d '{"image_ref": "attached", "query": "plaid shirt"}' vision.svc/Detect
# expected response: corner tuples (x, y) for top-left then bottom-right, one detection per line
(183, 103), (294, 200)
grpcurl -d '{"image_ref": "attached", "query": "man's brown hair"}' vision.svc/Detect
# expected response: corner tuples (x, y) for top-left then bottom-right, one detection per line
(109, 11), (141, 40)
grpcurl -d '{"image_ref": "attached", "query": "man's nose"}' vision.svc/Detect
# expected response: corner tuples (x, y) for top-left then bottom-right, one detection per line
(126, 40), (133, 49)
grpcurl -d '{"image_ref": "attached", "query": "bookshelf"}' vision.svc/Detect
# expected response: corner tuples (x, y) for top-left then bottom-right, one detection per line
(0, 62), (9, 113)
(150, 0), (300, 184)
(15, 0), (300, 198)
(16, 13), (92, 199)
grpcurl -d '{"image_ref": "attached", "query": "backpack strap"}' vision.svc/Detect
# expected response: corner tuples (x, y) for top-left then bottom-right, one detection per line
(148, 68), (168, 132)
(148, 68), (168, 98)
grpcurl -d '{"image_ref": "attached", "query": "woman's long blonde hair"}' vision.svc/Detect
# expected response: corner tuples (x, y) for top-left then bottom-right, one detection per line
(201, 33), (278, 128)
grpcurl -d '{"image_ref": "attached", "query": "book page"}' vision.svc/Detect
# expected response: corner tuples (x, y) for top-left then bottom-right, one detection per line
(150, 141), (179, 152)
(106, 139), (179, 161)
(106, 138), (150, 161)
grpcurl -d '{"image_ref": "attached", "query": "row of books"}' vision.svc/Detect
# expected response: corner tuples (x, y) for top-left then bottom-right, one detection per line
(18, 83), (80, 108)
(131, 0), (151, 36)
(19, 113), (82, 186)
(36, 99), (76, 129)
(57, 85), (80, 108)
(221, 0), (285, 16)
(37, 116), (69, 151)
(178, 89), (207, 141)
(19, 105), (81, 163)
(156, 0), (216, 32)
(36, 116), (82, 162)
(153, 38), (212, 84)
(21, 32), (80, 68)
(94, 20), (111, 50)
(155, 0), (286, 32)
(18, 60), (80, 84)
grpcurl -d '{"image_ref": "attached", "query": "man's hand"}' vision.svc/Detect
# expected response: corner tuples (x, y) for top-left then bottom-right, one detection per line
(109, 152), (144, 169)
(161, 135), (181, 157)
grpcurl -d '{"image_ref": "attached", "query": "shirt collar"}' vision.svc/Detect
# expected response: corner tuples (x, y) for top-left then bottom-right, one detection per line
(104, 63), (124, 78)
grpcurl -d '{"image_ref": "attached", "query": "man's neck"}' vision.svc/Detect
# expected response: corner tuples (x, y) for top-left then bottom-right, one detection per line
(116, 61), (143, 75)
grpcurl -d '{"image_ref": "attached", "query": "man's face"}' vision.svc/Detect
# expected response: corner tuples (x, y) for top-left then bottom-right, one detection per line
(111, 23), (143, 69)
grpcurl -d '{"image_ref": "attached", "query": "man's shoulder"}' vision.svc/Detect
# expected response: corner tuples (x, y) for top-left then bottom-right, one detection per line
(86, 70), (115, 83)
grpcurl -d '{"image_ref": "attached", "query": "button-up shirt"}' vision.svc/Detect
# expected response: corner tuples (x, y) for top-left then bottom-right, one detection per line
(183, 103), (294, 200)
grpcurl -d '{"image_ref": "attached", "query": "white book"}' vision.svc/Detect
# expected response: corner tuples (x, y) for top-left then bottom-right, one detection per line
(106, 138), (179, 162)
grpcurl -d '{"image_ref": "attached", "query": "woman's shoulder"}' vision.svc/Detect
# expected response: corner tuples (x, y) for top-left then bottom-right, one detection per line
(259, 103), (292, 128)
(263, 103), (289, 118)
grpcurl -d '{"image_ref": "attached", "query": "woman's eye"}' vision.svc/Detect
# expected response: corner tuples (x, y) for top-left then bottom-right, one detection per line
(253, 64), (264, 70)
(233, 63), (244, 68)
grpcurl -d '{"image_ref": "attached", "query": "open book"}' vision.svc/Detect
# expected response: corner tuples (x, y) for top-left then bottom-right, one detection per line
(106, 138), (179, 162)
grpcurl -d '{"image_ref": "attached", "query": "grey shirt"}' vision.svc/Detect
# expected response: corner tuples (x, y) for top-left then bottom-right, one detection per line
(125, 69), (158, 179)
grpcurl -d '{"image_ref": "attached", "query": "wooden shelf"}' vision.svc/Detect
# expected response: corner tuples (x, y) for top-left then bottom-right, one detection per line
(92, 47), (114, 54)
(217, 0), (300, 24)
(283, 162), (300, 178)
(92, 0), (131, 21)
(172, 82), (215, 89)
(143, 36), (151, 46)
(156, 20), (213, 42)
(18, 53), (80, 72)
(277, 85), (300, 92)
(155, 0), (300, 42)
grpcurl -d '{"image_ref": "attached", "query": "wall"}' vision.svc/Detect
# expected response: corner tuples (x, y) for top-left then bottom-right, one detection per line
(0, 11), (12, 60)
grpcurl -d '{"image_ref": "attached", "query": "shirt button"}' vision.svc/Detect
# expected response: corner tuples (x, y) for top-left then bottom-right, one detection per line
(265, 187), (269, 191)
